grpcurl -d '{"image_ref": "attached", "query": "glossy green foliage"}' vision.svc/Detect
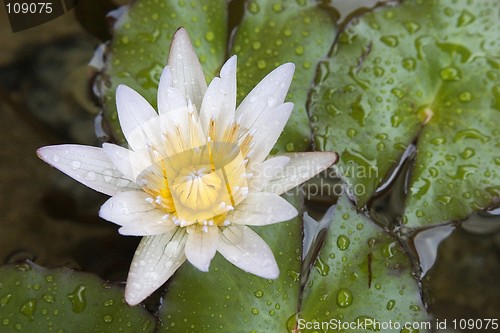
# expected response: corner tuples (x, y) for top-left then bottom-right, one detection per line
(0, 261), (155, 333)
(157, 194), (303, 333)
(101, 0), (228, 143)
(309, 0), (500, 227)
(231, 0), (338, 153)
(299, 195), (431, 332)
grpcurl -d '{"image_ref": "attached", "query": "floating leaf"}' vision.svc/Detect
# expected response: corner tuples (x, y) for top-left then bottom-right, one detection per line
(157, 194), (303, 332)
(100, 0), (228, 143)
(299, 195), (430, 332)
(309, 0), (500, 227)
(231, 0), (338, 153)
(0, 261), (155, 332)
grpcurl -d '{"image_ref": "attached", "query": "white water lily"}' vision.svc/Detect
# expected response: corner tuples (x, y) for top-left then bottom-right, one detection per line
(37, 28), (337, 305)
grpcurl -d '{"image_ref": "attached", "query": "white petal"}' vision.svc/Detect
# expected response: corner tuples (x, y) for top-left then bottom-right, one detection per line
(159, 109), (206, 155)
(184, 226), (218, 272)
(37, 145), (137, 196)
(158, 66), (189, 114)
(116, 85), (159, 150)
(249, 156), (290, 191)
(244, 102), (293, 163)
(235, 63), (294, 130)
(102, 143), (135, 181)
(217, 225), (279, 279)
(263, 152), (338, 195)
(125, 230), (187, 305)
(99, 191), (175, 236)
(229, 192), (297, 226)
(168, 28), (207, 109)
(200, 56), (237, 138)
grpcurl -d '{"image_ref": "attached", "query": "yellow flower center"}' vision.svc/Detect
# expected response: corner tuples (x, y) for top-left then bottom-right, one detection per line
(141, 140), (249, 225)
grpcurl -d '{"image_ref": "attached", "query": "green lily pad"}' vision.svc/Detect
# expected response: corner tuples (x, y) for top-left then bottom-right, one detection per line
(100, 0), (228, 143)
(299, 194), (430, 332)
(157, 194), (303, 332)
(0, 261), (155, 332)
(309, 0), (500, 227)
(231, 0), (338, 153)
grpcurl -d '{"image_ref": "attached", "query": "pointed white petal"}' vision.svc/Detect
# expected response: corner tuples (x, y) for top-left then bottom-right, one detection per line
(217, 225), (279, 279)
(229, 192), (297, 226)
(184, 226), (218, 272)
(116, 85), (159, 150)
(245, 102), (293, 163)
(263, 152), (338, 195)
(200, 56), (237, 137)
(158, 66), (189, 114)
(37, 145), (138, 196)
(168, 28), (207, 109)
(102, 143), (135, 181)
(249, 156), (290, 190)
(125, 230), (187, 305)
(99, 191), (175, 235)
(159, 109), (206, 155)
(235, 62), (294, 130)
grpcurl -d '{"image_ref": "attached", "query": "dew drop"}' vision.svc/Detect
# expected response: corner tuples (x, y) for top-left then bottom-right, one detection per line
(380, 35), (399, 47)
(67, 285), (87, 313)
(70, 160), (81, 169)
(381, 242), (396, 258)
(391, 88), (405, 99)
(336, 288), (353, 308)
(103, 169), (113, 183)
(251, 307), (259, 315)
(391, 115), (401, 127)
(248, 1), (259, 14)
(373, 66), (384, 77)
(314, 257), (330, 276)
(453, 129), (490, 143)
(439, 67), (461, 81)
(254, 290), (263, 298)
(404, 21), (420, 34)
(457, 9), (476, 27)
(437, 195), (452, 205)
(19, 299), (37, 319)
(42, 294), (54, 304)
(336, 235), (350, 250)
(402, 58), (416, 71)
(458, 91), (472, 102)
(103, 314), (113, 323)
(386, 299), (395, 310)
(272, 3), (283, 12)
(84, 171), (97, 181)
(103, 299), (114, 307)
(410, 304), (421, 311)
(205, 31), (214, 42)
(460, 148), (475, 160)
(251, 41), (261, 50)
